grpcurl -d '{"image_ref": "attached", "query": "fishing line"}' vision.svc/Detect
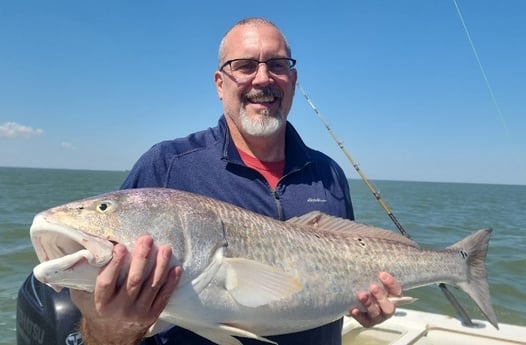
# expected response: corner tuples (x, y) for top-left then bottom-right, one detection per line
(452, 0), (510, 139)
(297, 81), (476, 327)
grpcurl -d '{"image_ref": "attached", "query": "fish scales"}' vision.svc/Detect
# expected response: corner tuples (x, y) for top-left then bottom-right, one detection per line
(190, 192), (465, 299)
(29, 188), (498, 345)
(223, 215), (462, 307)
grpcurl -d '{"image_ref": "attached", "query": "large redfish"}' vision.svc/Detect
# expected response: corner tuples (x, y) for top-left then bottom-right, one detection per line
(30, 188), (498, 345)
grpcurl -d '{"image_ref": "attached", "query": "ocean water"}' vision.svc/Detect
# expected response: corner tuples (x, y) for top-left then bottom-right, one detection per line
(1, 167), (525, 344)
(0, 167), (128, 345)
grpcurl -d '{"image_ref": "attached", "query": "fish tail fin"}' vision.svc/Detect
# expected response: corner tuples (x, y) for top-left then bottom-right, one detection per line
(447, 228), (499, 329)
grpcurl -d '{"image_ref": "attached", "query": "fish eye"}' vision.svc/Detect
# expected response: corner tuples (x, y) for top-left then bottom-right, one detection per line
(97, 201), (113, 213)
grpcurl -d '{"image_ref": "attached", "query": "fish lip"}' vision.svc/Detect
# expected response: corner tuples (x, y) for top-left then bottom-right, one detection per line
(30, 212), (114, 267)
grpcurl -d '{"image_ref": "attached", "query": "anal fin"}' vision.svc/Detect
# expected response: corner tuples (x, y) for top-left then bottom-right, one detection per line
(388, 296), (418, 306)
(177, 321), (276, 345)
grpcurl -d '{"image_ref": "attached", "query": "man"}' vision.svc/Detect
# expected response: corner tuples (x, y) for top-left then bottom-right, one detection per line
(71, 17), (401, 345)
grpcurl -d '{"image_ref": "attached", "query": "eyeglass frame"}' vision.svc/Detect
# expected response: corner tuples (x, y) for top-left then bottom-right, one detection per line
(219, 57), (297, 80)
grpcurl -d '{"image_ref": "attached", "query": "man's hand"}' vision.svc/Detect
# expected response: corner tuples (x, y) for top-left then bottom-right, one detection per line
(349, 272), (402, 328)
(70, 235), (181, 345)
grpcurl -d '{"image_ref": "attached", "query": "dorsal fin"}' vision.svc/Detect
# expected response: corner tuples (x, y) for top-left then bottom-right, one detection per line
(287, 211), (420, 247)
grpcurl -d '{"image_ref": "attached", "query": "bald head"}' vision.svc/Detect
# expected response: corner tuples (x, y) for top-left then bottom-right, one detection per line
(218, 17), (292, 67)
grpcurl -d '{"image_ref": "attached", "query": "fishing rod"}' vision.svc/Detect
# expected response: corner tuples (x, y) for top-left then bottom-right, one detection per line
(296, 81), (476, 327)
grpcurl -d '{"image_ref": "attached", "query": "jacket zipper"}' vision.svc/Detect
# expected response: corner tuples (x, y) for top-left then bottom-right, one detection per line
(272, 189), (284, 220)
(272, 161), (311, 220)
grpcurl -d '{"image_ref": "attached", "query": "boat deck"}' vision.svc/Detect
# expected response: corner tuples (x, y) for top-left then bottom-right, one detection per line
(342, 308), (526, 345)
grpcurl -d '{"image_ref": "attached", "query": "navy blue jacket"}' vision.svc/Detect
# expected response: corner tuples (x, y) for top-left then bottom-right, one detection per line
(122, 116), (354, 345)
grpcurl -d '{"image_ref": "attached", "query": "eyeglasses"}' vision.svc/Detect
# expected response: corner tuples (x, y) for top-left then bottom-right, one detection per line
(220, 58), (296, 81)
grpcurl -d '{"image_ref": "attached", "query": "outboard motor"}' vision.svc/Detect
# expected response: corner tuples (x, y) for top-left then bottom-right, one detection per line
(16, 273), (83, 345)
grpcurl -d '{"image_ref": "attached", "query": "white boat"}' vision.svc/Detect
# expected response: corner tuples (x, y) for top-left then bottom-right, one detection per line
(342, 308), (526, 345)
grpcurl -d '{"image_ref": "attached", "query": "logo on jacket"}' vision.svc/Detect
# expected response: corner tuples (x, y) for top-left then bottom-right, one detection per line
(307, 197), (327, 203)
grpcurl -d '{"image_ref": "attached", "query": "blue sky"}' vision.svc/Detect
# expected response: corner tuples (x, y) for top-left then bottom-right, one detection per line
(1, 1), (524, 185)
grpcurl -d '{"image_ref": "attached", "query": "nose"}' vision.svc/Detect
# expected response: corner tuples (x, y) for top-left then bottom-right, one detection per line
(251, 63), (273, 85)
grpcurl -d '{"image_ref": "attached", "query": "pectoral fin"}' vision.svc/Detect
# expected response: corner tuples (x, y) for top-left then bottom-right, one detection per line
(224, 258), (302, 308)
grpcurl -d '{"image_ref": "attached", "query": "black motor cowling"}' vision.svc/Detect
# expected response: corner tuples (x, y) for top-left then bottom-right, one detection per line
(16, 273), (83, 345)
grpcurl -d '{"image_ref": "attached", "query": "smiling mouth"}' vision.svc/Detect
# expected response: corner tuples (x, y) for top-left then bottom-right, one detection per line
(245, 88), (283, 104)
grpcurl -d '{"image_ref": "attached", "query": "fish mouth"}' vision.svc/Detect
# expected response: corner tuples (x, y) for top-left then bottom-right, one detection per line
(30, 212), (115, 291)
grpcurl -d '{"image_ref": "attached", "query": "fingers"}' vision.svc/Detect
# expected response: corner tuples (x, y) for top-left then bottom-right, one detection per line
(71, 235), (180, 343)
(151, 266), (182, 312)
(136, 243), (179, 311)
(350, 287), (384, 328)
(94, 242), (130, 307)
(125, 235), (155, 300)
(151, 244), (174, 288)
(370, 282), (395, 318)
(91, 236), (180, 318)
(349, 272), (402, 328)
(378, 271), (402, 297)
(373, 271), (401, 317)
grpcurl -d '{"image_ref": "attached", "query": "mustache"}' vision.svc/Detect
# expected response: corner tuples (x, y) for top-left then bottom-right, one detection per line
(244, 87), (283, 99)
